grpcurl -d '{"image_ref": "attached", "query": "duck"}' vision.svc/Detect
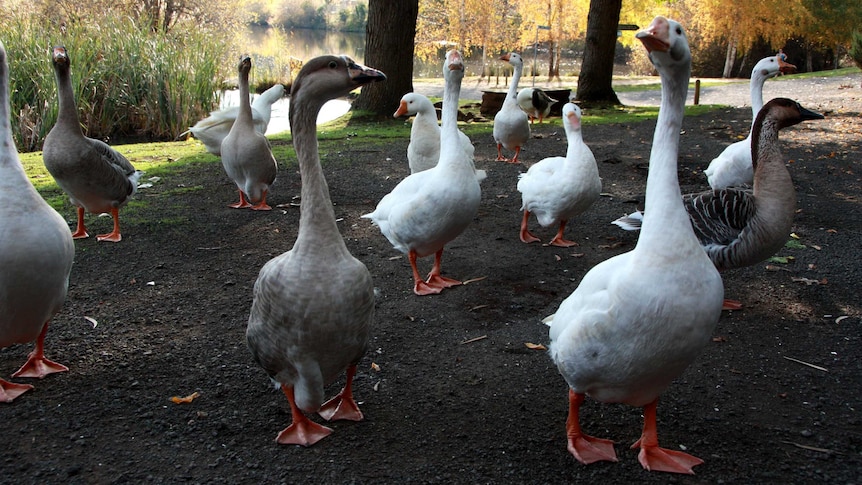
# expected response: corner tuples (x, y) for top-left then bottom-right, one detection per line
(493, 52), (530, 163)
(183, 83), (285, 155)
(546, 17), (724, 474)
(517, 87), (557, 124)
(363, 49), (481, 296)
(246, 55), (385, 446)
(42, 46), (142, 243)
(703, 53), (796, 189)
(393, 92), (486, 181)
(517, 102), (601, 247)
(220, 55), (278, 210)
(0, 41), (75, 402)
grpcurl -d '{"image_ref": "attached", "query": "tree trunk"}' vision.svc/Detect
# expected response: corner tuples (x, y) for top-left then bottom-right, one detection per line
(722, 39), (737, 78)
(575, 0), (621, 106)
(352, 0), (418, 117)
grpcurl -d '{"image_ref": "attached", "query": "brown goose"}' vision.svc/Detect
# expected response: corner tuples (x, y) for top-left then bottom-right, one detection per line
(0, 41), (75, 402)
(246, 55), (385, 446)
(42, 46), (141, 243)
(684, 97), (823, 306)
(220, 55), (278, 210)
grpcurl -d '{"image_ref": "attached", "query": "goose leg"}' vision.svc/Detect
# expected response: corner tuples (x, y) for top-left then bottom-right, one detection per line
(519, 210), (541, 244)
(565, 389), (618, 464)
(228, 190), (252, 209)
(425, 249), (461, 290)
(96, 207), (123, 242)
(71, 206), (89, 239)
(631, 398), (703, 474)
(250, 190), (272, 211)
(318, 365), (364, 422)
(409, 250), (442, 295)
(508, 146), (523, 164)
(548, 220), (578, 248)
(12, 322), (68, 379)
(495, 143), (508, 162)
(0, 378), (34, 403)
(276, 385), (333, 446)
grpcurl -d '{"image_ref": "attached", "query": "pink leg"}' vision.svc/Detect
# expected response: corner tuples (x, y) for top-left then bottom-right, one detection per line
(275, 385), (333, 446)
(96, 207), (123, 242)
(508, 146), (523, 164)
(495, 143), (508, 162)
(409, 250), (442, 295)
(519, 210), (541, 244)
(71, 206), (89, 239)
(631, 398), (703, 474)
(318, 365), (364, 422)
(548, 220), (578, 248)
(565, 389), (618, 464)
(228, 190), (252, 209)
(250, 190), (272, 211)
(425, 249), (461, 290)
(12, 322), (68, 379)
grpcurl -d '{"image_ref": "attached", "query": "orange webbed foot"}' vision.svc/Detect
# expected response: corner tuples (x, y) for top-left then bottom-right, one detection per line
(12, 355), (68, 379)
(520, 231), (541, 244)
(633, 440), (703, 474)
(548, 237), (578, 248)
(414, 280), (444, 296)
(0, 378), (34, 403)
(71, 229), (89, 239)
(96, 231), (122, 242)
(276, 418), (333, 446)
(318, 394), (364, 422)
(425, 274), (461, 290)
(722, 299), (743, 310)
(567, 433), (618, 465)
(250, 203), (272, 211)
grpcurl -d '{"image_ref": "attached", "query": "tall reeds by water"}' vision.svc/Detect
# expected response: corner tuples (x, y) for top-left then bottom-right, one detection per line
(1, 11), (229, 151)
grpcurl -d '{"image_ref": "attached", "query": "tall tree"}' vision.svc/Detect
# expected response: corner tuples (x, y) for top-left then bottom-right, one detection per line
(352, 0), (419, 116)
(575, 0), (622, 106)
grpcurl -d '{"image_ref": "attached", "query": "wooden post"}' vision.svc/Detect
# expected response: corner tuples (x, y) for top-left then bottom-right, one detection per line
(694, 79), (700, 105)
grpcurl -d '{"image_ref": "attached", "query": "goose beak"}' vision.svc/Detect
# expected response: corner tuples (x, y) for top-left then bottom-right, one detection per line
(393, 99), (408, 118)
(346, 59), (386, 85)
(52, 46), (68, 64)
(636, 17), (670, 53)
(798, 105), (824, 121)
(777, 56), (796, 74)
(499, 53), (511, 62)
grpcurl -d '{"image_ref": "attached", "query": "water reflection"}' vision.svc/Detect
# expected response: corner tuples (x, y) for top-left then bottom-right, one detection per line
(220, 90), (350, 135)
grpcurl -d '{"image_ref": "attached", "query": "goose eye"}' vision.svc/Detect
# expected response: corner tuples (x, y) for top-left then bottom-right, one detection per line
(328, 60), (338, 69)
(675, 26), (682, 35)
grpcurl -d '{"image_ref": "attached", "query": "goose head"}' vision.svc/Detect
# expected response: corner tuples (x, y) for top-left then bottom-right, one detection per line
(51, 46), (69, 69)
(753, 54), (796, 81)
(290, 55), (386, 106)
(443, 49), (464, 82)
(500, 52), (523, 67)
(394, 92), (430, 118)
(561, 102), (582, 131)
(237, 54), (252, 76)
(761, 97), (824, 130)
(636, 16), (690, 68)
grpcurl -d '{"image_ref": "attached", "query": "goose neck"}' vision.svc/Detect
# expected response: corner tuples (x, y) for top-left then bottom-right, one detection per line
(237, 69), (253, 122)
(506, 64), (522, 102)
(749, 72), (768, 120)
(54, 66), (83, 135)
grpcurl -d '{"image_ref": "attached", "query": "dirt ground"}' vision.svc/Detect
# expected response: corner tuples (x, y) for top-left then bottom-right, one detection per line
(2, 75), (861, 484)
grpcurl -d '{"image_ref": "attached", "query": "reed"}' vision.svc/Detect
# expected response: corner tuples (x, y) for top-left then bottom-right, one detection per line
(1, 10), (233, 151)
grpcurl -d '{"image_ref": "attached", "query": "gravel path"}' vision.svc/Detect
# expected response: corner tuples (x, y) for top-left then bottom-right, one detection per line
(413, 71), (862, 112)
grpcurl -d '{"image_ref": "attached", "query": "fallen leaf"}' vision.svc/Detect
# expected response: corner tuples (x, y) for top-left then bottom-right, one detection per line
(370, 362), (381, 372)
(525, 342), (547, 350)
(170, 391), (200, 404)
(84, 316), (98, 328)
(711, 336), (726, 343)
(554, 254), (561, 261)
(835, 316), (849, 324)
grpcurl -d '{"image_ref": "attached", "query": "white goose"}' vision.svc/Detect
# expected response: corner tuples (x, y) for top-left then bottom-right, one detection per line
(246, 55), (384, 446)
(363, 50), (481, 296)
(220, 55), (278, 210)
(493, 52), (530, 163)
(0, 41), (75, 402)
(184, 83), (284, 155)
(394, 92), (486, 181)
(517, 103), (601, 247)
(704, 53), (795, 189)
(517, 87), (556, 124)
(42, 46), (142, 243)
(546, 17), (723, 474)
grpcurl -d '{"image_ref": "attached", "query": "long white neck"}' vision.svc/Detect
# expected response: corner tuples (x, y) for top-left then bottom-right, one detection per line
(637, 60), (698, 253)
(505, 62), (522, 103)
(237, 67), (253, 125)
(437, 68), (467, 170)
